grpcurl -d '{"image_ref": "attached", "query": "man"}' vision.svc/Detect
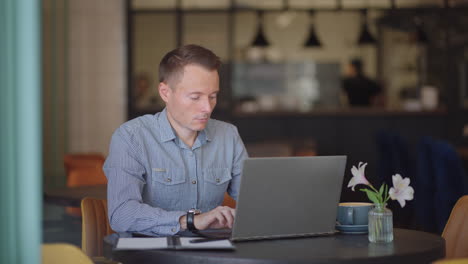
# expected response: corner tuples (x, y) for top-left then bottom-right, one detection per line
(342, 59), (382, 107)
(104, 44), (248, 236)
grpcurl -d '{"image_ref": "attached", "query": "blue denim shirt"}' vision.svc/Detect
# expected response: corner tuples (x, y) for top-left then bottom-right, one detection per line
(103, 108), (248, 236)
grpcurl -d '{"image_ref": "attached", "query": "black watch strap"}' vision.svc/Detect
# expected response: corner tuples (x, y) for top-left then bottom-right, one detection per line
(187, 211), (197, 231)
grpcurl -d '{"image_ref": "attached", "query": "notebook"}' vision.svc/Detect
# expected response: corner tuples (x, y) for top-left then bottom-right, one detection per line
(198, 155), (347, 241)
(115, 236), (234, 250)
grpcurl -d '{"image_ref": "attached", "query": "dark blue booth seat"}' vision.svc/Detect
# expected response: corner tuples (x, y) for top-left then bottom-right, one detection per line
(416, 137), (468, 234)
(376, 131), (414, 228)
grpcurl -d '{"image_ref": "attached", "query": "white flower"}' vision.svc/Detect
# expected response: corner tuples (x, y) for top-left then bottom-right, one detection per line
(347, 162), (370, 191)
(389, 174), (414, 208)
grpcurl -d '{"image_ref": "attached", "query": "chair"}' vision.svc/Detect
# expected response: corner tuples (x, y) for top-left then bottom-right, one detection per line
(81, 197), (115, 261)
(64, 153), (106, 174)
(42, 243), (93, 264)
(64, 153), (107, 187)
(65, 153), (107, 217)
(415, 137), (438, 233)
(67, 167), (107, 187)
(433, 141), (468, 234)
(376, 131), (413, 228)
(222, 192), (236, 208)
(293, 138), (317, 157)
(442, 195), (468, 259)
(376, 131), (412, 185)
(416, 137), (468, 234)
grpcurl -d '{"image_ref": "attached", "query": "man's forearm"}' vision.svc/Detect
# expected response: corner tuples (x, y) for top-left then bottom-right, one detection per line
(109, 199), (186, 236)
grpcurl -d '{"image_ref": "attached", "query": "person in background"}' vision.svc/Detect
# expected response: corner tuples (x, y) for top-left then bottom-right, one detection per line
(134, 73), (159, 109)
(104, 44), (248, 236)
(342, 59), (383, 107)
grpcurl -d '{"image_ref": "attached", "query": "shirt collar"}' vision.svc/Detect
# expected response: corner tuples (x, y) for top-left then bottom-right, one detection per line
(157, 108), (212, 144)
(158, 108), (177, 143)
(200, 124), (212, 143)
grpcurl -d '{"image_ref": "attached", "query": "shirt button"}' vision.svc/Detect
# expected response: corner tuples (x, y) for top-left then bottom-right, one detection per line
(189, 152), (194, 157)
(216, 178), (221, 183)
(166, 178), (172, 182)
(192, 180), (197, 184)
(171, 228), (176, 233)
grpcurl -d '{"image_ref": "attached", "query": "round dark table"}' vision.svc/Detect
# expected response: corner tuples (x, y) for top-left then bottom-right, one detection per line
(111, 229), (445, 264)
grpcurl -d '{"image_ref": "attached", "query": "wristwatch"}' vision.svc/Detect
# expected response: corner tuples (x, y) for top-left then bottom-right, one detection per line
(186, 209), (201, 231)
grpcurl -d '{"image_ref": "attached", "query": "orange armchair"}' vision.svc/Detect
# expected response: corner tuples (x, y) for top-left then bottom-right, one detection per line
(222, 193), (236, 208)
(81, 197), (115, 260)
(442, 195), (468, 259)
(64, 153), (105, 174)
(64, 153), (107, 217)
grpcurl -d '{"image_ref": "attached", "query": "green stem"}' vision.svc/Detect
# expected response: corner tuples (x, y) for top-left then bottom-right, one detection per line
(368, 184), (378, 192)
(368, 185), (383, 204)
(383, 184), (390, 203)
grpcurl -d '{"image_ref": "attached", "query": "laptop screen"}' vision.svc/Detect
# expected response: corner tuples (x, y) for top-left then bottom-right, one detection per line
(231, 156), (347, 241)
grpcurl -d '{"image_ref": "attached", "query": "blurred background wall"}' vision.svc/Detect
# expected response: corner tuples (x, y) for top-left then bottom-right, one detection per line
(41, 0), (468, 191)
(43, 0), (126, 188)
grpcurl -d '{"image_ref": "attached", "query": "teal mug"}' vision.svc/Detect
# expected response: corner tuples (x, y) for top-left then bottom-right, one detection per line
(337, 202), (373, 226)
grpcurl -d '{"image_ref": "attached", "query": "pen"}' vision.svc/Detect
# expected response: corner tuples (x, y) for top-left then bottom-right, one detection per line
(189, 237), (227, 244)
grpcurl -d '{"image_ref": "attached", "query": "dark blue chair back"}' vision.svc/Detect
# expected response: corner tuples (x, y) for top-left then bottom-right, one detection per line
(431, 139), (468, 233)
(416, 137), (468, 234)
(376, 131), (413, 228)
(415, 137), (437, 233)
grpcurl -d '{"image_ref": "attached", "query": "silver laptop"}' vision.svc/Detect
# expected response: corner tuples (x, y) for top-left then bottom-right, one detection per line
(199, 155), (347, 241)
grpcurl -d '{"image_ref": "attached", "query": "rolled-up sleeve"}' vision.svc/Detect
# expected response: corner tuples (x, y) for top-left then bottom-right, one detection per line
(104, 128), (186, 236)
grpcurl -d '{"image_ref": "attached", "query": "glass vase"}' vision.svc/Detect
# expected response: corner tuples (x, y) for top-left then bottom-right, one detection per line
(368, 203), (393, 243)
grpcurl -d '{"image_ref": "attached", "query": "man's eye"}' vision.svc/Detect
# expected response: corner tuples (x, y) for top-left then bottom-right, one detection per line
(209, 95), (217, 100)
(190, 96), (200, 100)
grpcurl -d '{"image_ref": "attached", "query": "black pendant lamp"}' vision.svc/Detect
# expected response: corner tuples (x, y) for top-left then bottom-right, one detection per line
(304, 10), (321, 47)
(416, 27), (428, 43)
(357, 9), (376, 45)
(251, 10), (270, 47)
(414, 17), (428, 44)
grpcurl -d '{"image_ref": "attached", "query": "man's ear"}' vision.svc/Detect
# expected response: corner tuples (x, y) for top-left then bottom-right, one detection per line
(158, 82), (171, 103)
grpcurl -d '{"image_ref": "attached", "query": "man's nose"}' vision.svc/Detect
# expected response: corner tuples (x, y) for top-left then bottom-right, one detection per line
(200, 97), (213, 113)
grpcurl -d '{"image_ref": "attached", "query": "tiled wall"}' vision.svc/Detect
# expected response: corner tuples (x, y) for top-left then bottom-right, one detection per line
(68, 0), (126, 155)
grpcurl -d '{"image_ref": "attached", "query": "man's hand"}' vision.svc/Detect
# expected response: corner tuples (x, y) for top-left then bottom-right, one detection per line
(180, 206), (236, 230)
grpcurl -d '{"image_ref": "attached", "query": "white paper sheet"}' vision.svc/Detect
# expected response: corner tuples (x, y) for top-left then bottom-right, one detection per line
(178, 237), (234, 249)
(115, 237), (234, 250)
(116, 237), (168, 250)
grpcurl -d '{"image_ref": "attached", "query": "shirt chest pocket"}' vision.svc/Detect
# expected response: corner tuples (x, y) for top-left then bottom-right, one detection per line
(203, 168), (232, 185)
(152, 167), (186, 185)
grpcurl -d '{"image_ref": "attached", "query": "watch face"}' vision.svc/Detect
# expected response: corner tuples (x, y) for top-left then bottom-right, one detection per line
(189, 209), (202, 214)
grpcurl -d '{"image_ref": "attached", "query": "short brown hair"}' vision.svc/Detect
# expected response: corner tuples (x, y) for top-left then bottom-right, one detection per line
(158, 44), (221, 87)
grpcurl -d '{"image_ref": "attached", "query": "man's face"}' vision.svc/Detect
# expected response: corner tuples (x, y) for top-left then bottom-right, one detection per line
(159, 64), (219, 135)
